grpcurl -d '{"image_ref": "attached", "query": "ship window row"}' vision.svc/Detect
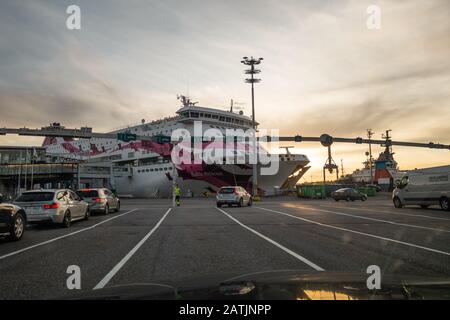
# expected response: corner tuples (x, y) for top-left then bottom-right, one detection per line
(144, 122), (178, 130)
(137, 167), (172, 173)
(180, 111), (252, 127)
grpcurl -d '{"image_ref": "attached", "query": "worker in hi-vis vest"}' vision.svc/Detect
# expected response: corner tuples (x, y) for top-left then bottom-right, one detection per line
(175, 184), (181, 206)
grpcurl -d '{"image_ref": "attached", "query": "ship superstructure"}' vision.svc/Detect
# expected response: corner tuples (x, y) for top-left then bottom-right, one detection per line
(350, 130), (405, 190)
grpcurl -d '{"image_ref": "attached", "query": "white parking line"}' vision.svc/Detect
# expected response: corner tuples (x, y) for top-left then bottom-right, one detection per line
(297, 205), (450, 233)
(0, 209), (139, 261)
(94, 208), (172, 289)
(320, 204), (450, 221)
(258, 207), (450, 257)
(216, 207), (324, 271)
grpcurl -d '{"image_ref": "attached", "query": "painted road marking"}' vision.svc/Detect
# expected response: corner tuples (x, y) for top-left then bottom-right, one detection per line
(216, 207), (324, 271)
(94, 208), (172, 289)
(0, 209), (139, 261)
(299, 205), (450, 233)
(320, 204), (450, 222)
(258, 207), (450, 256)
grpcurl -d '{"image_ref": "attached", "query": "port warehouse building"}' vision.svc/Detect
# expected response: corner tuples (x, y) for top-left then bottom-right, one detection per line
(0, 146), (112, 198)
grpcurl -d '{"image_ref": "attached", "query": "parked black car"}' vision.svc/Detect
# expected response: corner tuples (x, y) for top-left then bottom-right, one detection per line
(331, 188), (368, 202)
(0, 194), (27, 241)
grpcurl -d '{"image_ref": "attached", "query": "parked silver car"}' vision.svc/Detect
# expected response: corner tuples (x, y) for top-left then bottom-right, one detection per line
(216, 186), (252, 207)
(14, 189), (89, 228)
(76, 188), (120, 214)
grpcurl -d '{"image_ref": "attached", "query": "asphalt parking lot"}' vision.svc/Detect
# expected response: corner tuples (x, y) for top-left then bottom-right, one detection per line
(0, 195), (449, 299)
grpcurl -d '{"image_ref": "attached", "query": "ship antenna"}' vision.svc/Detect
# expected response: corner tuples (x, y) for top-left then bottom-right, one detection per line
(177, 94), (198, 107)
(340, 158), (345, 177)
(382, 129), (393, 157)
(177, 94), (189, 107)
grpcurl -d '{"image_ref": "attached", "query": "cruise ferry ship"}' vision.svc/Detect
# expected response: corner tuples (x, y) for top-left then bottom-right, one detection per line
(43, 96), (310, 197)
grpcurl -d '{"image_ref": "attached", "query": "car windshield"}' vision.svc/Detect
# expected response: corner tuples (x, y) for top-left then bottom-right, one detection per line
(219, 188), (235, 194)
(15, 192), (54, 202)
(76, 190), (99, 198)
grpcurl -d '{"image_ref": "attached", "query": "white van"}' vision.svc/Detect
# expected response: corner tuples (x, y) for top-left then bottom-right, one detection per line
(393, 165), (450, 211)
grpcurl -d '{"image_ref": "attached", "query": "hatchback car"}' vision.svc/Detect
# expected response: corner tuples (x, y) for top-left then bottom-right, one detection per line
(216, 186), (252, 207)
(14, 189), (89, 228)
(76, 188), (120, 214)
(0, 193), (27, 241)
(331, 188), (368, 202)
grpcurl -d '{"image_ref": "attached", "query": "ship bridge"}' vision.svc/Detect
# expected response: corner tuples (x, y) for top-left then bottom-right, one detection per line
(176, 105), (257, 128)
(175, 95), (257, 129)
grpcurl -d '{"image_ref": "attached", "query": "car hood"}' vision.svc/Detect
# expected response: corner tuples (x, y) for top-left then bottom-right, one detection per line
(62, 270), (450, 300)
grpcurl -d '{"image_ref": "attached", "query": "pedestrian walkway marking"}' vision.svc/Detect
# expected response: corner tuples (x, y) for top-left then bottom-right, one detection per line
(94, 208), (172, 289)
(258, 207), (450, 257)
(216, 207), (324, 271)
(0, 209), (138, 261)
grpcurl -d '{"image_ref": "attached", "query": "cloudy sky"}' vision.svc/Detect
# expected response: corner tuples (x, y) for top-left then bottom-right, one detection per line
(0, 0), (449, 180)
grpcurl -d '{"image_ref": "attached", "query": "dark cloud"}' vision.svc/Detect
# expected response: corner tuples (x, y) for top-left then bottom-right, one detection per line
(0, 75), (141, 130)
(0, 89), (98, 127)
(315, 65), (450, 96)
(281, 94), (449, 143)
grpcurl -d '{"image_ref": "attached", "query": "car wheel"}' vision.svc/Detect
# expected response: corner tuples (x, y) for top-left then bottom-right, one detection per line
(393, 197), (403, 209)
(104, 204), (109, 215)
(420, 205), (429, 209)
(217, 203), (222, 208)
(115, 202), (120, 212)
(238, 198), (243, 207)
(62, 211), (71, 228)
(247, 198), (252, 206)
(334, 198), (339, 202)
(440, 197), (449, 211)
(362, 196), (367, 202)
(346, 197), (350, 202)
(84, 207), (90, 220)
(8, 212), (25, 241)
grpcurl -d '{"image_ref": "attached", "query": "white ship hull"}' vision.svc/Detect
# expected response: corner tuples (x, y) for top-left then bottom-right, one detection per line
(113, 158), (309, 198)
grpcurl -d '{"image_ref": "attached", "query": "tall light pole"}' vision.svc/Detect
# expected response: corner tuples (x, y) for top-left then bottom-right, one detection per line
(241, 56), (263, 197)
(24, 148), (28, 190)
(366, 129), (374, 184)
(17, 150), (22, 195)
